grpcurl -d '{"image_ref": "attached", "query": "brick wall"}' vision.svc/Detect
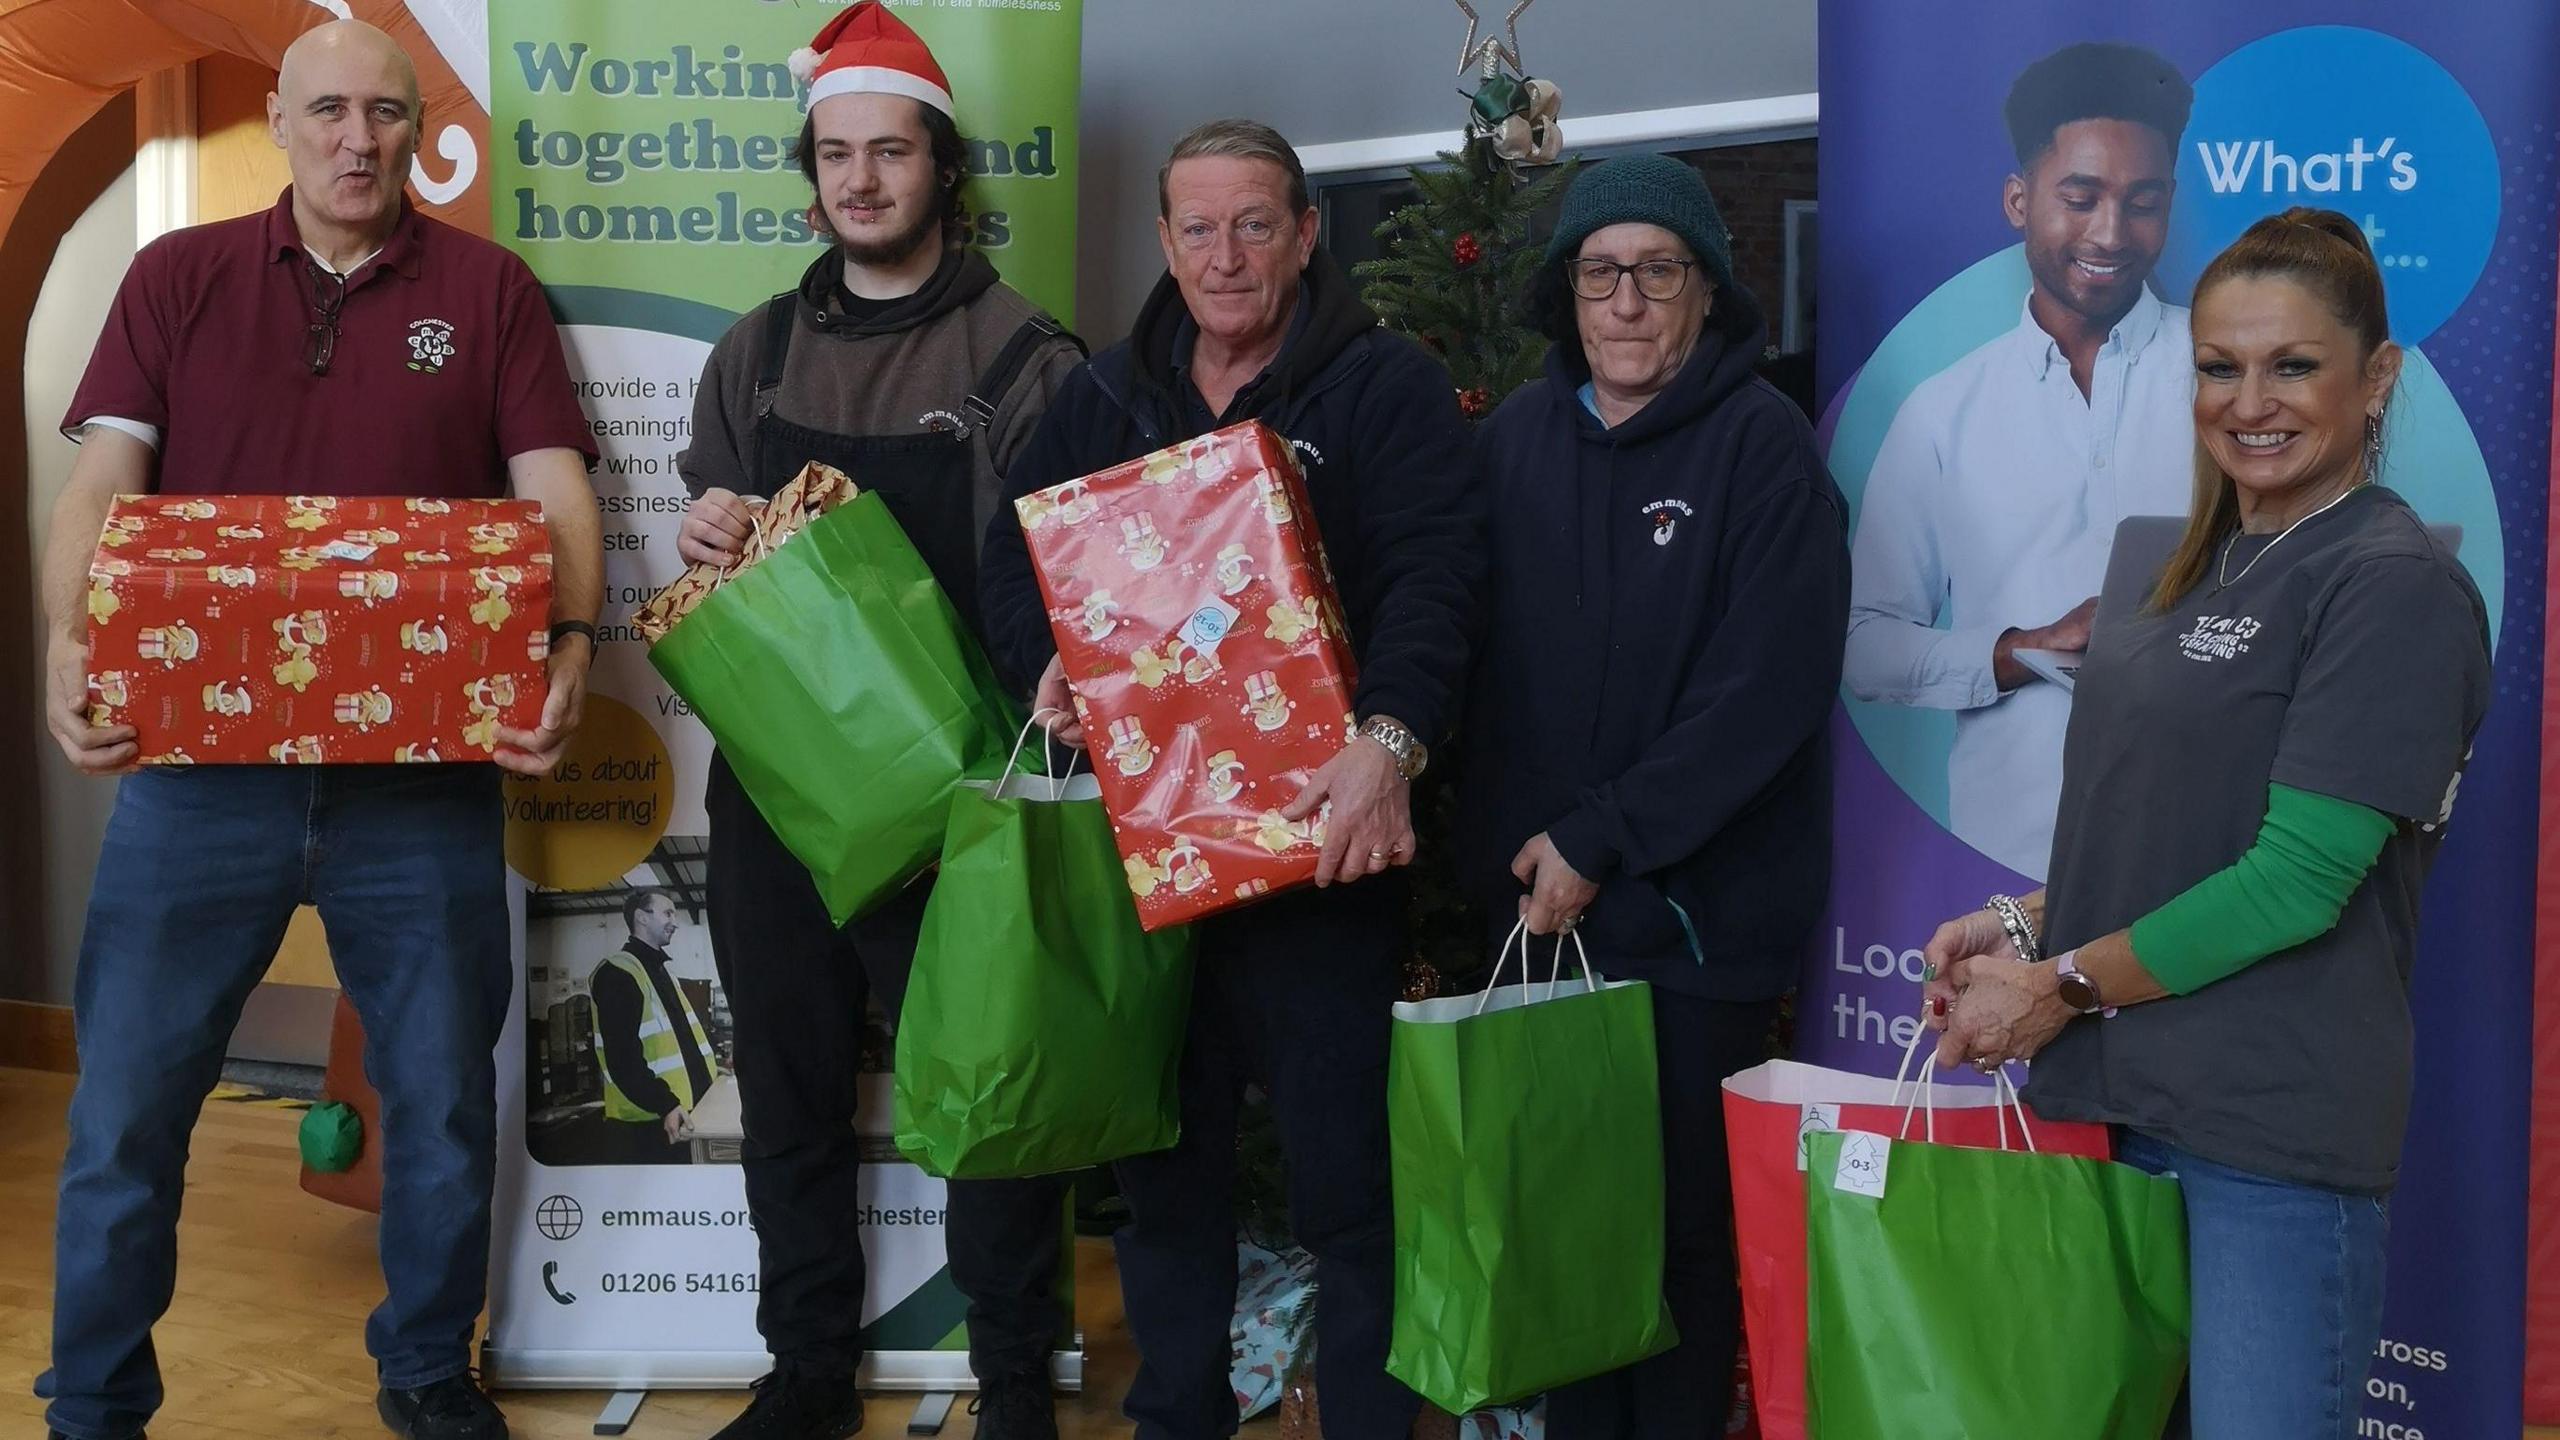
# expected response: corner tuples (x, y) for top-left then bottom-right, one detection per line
(1680, 137), (1817, 351)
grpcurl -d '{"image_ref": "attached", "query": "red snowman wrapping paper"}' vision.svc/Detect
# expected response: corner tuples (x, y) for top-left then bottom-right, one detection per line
(84, 494), (552, 765)
(1018, 421), (1359, 931)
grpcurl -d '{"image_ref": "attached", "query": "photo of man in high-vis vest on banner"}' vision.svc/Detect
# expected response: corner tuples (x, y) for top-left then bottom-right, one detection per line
(588, 887), (721, 1163)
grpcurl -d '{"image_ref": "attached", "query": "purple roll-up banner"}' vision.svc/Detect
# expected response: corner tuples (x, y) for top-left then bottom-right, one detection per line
(1811, 4), (2553, 1434)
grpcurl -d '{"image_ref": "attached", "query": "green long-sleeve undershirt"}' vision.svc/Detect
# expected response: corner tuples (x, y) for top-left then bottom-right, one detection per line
(2125, 783), (2397, 996)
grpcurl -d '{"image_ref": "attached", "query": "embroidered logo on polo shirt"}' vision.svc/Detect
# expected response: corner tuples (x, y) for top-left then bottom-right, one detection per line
(918, 409), (972, 436)
(1642, 497), (1695, 546)
(405, 319), (456, 374)
(2175, 613), (2262, 663)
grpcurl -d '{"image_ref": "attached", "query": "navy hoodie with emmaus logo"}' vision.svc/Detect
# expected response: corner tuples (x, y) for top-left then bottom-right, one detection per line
(1455, 285), (1848, 1001)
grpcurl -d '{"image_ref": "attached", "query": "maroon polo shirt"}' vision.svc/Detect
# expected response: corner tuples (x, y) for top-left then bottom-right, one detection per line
(64, 187), (596, 497)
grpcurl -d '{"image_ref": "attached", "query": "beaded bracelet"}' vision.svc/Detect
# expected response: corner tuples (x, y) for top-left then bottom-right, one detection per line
(1986, 893), (2041, 965)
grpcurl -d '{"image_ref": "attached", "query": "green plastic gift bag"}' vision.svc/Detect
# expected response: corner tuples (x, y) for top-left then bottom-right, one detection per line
(298, 1100), (363, 1174)
(649, 490), (1019, 925)
(1803, 1088), (2189, 1440)
(893, 719), (1195, 1179)
(1385, 923), (1677, 1415)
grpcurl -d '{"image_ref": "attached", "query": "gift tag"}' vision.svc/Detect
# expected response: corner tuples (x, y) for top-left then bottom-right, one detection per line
(1832, 1130), (1890, 1199)
(1796, 1102), (1841, 1172)
(1179, 599), (1240, 660)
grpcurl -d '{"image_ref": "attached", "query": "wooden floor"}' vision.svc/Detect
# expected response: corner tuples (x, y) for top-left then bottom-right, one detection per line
(0, 1066), (1224, 1440)
(2, 1066), (2553, 1440)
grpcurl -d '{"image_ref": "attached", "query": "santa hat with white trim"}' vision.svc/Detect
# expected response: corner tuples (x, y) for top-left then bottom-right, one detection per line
(787, 2), (955, 117)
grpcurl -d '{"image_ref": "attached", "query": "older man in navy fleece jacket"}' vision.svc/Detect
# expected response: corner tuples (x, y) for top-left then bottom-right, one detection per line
(978, 118), (1483, 1440)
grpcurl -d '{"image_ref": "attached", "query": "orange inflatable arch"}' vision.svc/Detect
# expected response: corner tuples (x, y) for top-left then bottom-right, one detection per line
(0, 0), (490, 253)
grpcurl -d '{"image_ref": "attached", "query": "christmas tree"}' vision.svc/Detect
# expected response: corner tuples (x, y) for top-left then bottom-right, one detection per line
(1353, 40), (1576, 421)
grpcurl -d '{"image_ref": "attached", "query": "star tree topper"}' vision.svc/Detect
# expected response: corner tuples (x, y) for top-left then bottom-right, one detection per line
(1453, 0), (1538, 76)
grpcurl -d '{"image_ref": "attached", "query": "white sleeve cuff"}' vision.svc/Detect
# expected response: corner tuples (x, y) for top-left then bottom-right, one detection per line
(1946, 623), (2010, 708)
(73, 417), (161, 450)
(1843, 615), (2008, 711)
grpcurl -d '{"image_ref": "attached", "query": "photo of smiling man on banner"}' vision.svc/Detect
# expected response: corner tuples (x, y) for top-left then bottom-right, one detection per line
(1843, 42), (2197, 881)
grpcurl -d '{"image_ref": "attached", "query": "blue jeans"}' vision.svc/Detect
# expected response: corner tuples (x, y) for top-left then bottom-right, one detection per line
(39, 765), (510, 1440)
(2117, 1129), (2392, 1440)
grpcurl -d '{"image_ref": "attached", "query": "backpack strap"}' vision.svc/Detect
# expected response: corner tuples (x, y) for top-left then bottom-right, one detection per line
(963, 312), (1085, 433)
(750, 292), (797, 418)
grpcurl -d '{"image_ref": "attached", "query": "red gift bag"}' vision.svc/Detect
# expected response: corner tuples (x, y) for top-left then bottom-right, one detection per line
(1721, 1036), (2112, 1440)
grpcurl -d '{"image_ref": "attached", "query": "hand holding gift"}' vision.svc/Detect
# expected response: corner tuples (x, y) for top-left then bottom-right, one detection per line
(47, 630), (136, 775)
(678, 487), (757, 568)
(1508, 831), (1597, 934)
(634, 463), (859, 644)
(1030, 653), (1086, 747)
(1281, 733), (1413, 886)
(493, 624), (591, 778)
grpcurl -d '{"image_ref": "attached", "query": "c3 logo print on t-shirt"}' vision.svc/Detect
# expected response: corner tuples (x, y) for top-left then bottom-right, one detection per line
(2176, 613), (2262, 663)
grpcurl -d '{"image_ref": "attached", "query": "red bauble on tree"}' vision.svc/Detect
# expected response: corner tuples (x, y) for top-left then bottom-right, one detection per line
(1457, 386), (1494, 420)
(1452, 232), (1483, 268)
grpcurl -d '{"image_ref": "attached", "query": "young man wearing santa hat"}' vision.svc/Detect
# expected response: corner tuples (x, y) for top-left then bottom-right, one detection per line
(674, 7), (1084, 1439)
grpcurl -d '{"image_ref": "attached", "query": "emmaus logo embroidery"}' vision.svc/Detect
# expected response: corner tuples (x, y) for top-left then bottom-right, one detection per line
(1642, 497), (1696, 546)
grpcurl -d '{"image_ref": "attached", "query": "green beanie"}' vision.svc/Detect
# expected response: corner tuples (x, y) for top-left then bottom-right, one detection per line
(1543, 153), (1735, 287)
(300, 1100), (364, 1174)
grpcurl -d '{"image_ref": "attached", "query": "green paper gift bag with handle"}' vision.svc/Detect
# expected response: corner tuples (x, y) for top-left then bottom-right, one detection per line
(1385, 922), (1677, 1415)
(1803, 1073), (2189, 1440)
(893, 716), (1195, 1179)
(649, 489), (1019, 925)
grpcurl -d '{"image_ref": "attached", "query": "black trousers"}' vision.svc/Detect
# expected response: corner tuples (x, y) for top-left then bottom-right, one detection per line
(707, 758), (1067, 1379)
(1113, 877), (1416, 1440)
(1544, 983), (1779, 1440)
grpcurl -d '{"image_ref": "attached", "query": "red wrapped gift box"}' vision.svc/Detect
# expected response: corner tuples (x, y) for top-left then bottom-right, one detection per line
(85, 494), (552, 765)
(1018, 421), (1358, 930)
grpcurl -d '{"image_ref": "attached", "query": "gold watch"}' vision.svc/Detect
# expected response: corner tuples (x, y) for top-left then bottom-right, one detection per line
(1358, 716), (1428, 780)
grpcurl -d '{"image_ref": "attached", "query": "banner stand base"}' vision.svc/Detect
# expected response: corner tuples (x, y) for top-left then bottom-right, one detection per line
(907, 1392), (957, 1435)
(594, 1391), (648, 1436)
(481, 1347), (1086, 1394)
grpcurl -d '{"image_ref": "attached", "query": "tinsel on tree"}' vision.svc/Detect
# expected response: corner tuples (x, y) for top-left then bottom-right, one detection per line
(1355, 57), (1576, 422)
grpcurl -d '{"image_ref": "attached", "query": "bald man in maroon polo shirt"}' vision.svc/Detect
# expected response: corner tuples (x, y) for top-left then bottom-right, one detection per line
(32, 21), (598, 1440)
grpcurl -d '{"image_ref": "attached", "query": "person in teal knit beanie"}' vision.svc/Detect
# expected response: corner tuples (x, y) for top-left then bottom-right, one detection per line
(1542, 152), (1735, 287)
(1464, 144), (1847, 1440)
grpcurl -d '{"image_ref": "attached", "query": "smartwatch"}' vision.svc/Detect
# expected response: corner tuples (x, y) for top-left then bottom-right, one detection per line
(2053, 950), (2115, 1018)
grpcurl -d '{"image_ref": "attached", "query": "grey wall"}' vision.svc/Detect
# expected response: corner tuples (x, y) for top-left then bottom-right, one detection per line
(1067, 0), (1818, 334)
(20, 163), (136, 1009)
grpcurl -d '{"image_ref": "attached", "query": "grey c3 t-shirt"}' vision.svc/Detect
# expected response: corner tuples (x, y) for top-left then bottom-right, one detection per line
(2025, 486), (2491, 1193)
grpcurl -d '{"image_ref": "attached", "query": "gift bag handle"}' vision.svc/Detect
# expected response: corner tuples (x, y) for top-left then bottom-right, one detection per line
(1473, 918), (1600, 1016)
(711, 498), (775, 593)
(997, 708), (1087, 791)
(1888, 1022), (2039, 1152)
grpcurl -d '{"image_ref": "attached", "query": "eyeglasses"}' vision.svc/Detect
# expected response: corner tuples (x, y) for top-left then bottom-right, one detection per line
(1569, 258), (1699, 303)
(304, 263), (346, 376)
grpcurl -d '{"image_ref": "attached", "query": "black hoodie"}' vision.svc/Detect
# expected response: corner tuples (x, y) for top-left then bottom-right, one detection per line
(1455, 287), (1848, 1000)
(677, 245), (1084, 566)
(978, 248), (1485, 746)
